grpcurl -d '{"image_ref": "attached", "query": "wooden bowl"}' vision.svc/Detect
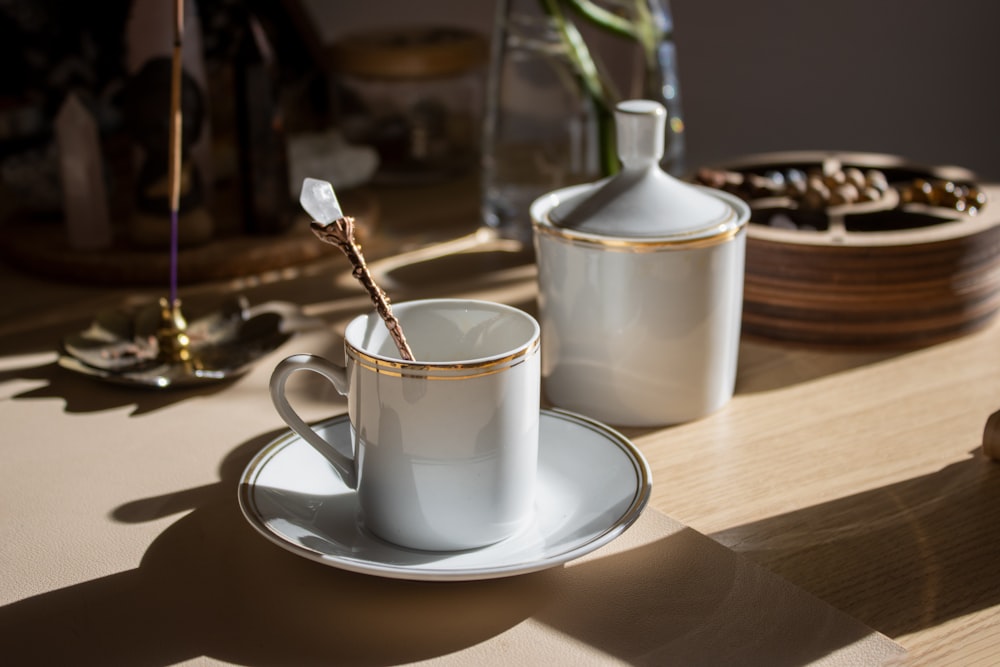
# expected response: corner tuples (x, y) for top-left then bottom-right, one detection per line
(695, 151), (1000, 349)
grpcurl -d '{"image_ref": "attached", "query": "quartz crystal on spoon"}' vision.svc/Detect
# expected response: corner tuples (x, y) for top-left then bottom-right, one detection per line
(300, 178), (415, 361)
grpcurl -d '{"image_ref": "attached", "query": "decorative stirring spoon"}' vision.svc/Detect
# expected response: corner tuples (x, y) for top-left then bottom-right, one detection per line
(300, 177), (415, 361)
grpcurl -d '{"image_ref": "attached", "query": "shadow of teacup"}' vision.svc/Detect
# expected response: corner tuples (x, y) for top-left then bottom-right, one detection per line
(0, 429), (555, 667)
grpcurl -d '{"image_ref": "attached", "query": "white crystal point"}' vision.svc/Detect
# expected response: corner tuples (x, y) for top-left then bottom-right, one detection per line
(299, 177), (343, 223)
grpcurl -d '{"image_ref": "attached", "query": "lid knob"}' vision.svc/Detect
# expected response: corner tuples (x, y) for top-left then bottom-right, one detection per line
(616, 99), (666, 169)
(546, 99), (737, 238)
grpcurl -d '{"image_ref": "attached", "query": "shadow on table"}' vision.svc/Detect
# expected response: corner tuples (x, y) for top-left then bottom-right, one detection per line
(0, 252), (552, 665)
(0, 425), (893, 666)
(734, 337), (903, 394)
(0, 357), (235, 415)
(0, 428), (556, 666)
(711, 447), (1000, 638)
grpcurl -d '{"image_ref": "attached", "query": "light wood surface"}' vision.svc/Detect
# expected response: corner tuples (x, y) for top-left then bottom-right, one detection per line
(2, 177), (999, 664)
(639, 314), (1000, 665)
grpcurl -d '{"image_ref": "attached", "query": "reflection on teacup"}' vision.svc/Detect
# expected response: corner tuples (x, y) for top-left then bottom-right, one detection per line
(270, 299), (541, 551)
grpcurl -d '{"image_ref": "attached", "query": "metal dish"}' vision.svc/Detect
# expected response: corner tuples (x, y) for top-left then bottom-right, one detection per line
(58, 296), (319, 388)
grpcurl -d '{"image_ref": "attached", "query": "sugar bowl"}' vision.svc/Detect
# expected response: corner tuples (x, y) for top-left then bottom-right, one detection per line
(531, 99), (750, 426)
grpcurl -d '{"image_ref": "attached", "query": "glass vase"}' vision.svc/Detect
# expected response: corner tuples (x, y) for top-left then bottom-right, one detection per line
(481, 0), (685, 241)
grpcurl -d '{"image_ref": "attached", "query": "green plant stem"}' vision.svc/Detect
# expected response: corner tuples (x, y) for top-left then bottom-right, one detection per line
(630, 0), (664, 97)
(540, 0), (619, 175)
(565, 0), (671, 96)
(564, 0), (636, 39)
(538, 0), (674, 176)
(539, 0), (608, 105)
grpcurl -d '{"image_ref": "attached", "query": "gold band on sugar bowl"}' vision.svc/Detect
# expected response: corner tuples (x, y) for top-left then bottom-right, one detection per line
(531, 183), (750, 253)
(533, 217), (745, 252)
(346, 337), (540, 380)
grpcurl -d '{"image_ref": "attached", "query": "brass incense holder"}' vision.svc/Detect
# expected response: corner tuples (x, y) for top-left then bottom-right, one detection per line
(156, 297), (194, 365)
(59, 296), (317, 388)
(55, 0), (319, 388)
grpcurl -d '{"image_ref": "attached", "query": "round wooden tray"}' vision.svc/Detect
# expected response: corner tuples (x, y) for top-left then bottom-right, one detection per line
(0, 217), (335, 286)
(698, 151), (1000, 349)
(0, 191), (378, 287)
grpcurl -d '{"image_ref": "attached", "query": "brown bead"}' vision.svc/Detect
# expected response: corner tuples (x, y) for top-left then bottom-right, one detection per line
(965, 187), (987, 207)
(926, 180), (950, 206)
(843, 167), (867, 191)
(912, 179), (935, 204)
(785, 180), (807, 198)
(937, 188), (961, 208)
(859, 186), (882, 202)
(784, 169), (807, 197)
(746, 173), (777, 197)
(800, 181), (831, 209)
(822, 170), (846, 189)
(865, 169), (889, 193)
(829, 183), (859, 206)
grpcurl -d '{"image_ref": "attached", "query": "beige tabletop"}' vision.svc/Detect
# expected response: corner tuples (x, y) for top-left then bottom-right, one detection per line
(1, 179), (998, 665)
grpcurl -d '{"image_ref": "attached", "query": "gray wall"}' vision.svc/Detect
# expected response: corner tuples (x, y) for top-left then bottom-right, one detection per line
(306, 0), (1000, 180)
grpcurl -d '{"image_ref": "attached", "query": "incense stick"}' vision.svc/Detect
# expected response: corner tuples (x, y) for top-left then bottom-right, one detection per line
(167, 0), (184, 306)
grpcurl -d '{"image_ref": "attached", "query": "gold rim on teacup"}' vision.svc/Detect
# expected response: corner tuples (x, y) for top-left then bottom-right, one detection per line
(347, 337), (540, 380)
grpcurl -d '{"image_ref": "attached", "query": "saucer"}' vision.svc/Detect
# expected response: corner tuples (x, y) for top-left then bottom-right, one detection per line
(238, 409), (652, 581)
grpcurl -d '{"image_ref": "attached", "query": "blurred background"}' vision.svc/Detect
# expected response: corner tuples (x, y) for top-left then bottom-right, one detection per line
(1, 0), (997, 260)
(305, 0), (1000, 180)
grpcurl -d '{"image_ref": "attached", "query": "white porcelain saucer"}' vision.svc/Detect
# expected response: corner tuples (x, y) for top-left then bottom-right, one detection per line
(238, 409), (652, 581)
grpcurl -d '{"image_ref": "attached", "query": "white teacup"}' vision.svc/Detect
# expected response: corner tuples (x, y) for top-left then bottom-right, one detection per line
(269, 299), (541, 551)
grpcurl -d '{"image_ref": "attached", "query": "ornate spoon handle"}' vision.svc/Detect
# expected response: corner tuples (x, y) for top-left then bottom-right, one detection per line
(309, 216), (414, 361)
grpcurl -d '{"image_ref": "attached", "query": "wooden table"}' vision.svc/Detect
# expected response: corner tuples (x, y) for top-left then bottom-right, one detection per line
(645, 308), (1000, 664)
(1, 178), (998, 664)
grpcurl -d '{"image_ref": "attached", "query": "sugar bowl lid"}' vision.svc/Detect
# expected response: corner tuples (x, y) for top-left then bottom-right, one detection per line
(549, 100), (738, 239)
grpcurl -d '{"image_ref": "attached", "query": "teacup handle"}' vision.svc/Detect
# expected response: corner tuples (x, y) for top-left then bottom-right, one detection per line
(269, 353), (358, 489)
